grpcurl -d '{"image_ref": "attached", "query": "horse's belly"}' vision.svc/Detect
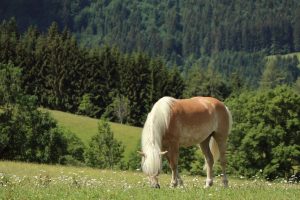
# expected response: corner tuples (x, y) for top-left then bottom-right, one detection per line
(178, 125), (214, 147)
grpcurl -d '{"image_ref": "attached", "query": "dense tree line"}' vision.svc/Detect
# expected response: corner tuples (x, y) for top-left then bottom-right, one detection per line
(2, 0), (300, 65)
(1, 18), (299, 124)
(0, 19), (185, 126)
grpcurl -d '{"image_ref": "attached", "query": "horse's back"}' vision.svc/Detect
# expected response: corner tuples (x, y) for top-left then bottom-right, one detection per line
(172, 96), (226, 116)
(163, 97), (230, 147)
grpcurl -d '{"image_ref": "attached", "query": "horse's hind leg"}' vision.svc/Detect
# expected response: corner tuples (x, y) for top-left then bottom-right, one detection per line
(200, 135), (214, 188)
(215, 137), (228, 187)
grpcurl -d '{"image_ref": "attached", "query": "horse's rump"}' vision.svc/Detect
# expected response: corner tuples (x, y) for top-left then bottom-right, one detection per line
(164, 97), (230, 147)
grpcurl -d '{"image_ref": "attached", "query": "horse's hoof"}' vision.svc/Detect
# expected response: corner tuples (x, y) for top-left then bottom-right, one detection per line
(152, 184), (160, 189)
(223, 180), (229, 188)
(204, 179), (213, 188)
(204, 184), (212, 189)
(178, 179), (184, 186)
(170, 181), (178, 188)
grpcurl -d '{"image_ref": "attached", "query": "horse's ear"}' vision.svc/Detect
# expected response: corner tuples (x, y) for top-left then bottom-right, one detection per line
(137, 151), (145, 157)
(160, 151), (168, 156)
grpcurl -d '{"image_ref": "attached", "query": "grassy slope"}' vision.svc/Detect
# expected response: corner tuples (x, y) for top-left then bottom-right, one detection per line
(267, 52), (300, 68)
(267, 52), (300, 60)
(0, 161), (299, 200)
(41, 109), (141, 161)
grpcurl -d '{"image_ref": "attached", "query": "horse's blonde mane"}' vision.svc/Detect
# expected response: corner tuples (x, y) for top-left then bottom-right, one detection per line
(141, 97), (175, 176)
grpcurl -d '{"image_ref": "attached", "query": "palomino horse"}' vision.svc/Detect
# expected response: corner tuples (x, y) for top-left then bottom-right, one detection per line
(139, 96), (232, 188)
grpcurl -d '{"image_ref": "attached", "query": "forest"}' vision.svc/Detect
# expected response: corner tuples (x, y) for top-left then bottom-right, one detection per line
(1, 0), (300, 65)
(0, 0), (300, 180)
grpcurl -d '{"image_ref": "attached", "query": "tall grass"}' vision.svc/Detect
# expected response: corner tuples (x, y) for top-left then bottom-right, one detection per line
(0, 161), (299, 200)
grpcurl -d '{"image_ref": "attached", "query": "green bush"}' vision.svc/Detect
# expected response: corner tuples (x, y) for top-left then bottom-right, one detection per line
(127, 142), (141, 171)
(0, 63), (84, 164)
(85, 119), (125, 169)
(226, 85), (300, 179)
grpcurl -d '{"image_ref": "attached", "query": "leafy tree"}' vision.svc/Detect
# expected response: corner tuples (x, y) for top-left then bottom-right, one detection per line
(189, 150), (206, 176)
(178, 146), (198, 173)
(0, 62), (22, 109)
(166, 67), (185, 98)
(60, 131), (86, 166)
(184, 65), (230, 100)
(0, 18), (19, 63)
(226, 85), (300, 179)
(260, 56), (300, 89)
(85, 119), (125, 169)
(103, 92), (130, 124)
(127, 142), (142, 171)
(294, 7), (300, 51)
(119, 53), (152, 126)
(0, 63), (73, 164)
(78, 93), (96, 116)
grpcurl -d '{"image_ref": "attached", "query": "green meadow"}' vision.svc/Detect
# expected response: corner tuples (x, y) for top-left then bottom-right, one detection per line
(0, 161), (299, 200)
(41, 109), (142, 161)
(267, 52), (300, 64)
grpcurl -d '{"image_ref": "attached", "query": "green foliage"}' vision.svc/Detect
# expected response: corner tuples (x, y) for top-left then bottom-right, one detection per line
(0, 63), (85, 164)
(293, 7), (300, 51)
(45, 108), (142, 162)
(127, 142), (142, 171)
(61, 131), (86, 166)
(178, 146), (198, 173)
(184, 65), (231, 100)
(102, 92), (130, 124)
(77, 93), (96, 116)
(226, 85), (300, 179)
(260, 56), (300, 89)
(0, 62), (22, 108)
(0, 63), (66, 163)
(2, 1), (300, 65)
(189, 151), (206, 176)
(85, 119), (125, 169)
(0, 20), (188, 126)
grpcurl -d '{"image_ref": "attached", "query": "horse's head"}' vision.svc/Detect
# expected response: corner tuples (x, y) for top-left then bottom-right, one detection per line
(138, 150), (168, 188)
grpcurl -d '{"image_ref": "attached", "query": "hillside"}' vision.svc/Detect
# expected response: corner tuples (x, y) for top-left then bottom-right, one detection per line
(267, 52), (300, 65)
(42, 109), (141, 161)
(0, 161), (299, 199)
(1, 0), (300, 65)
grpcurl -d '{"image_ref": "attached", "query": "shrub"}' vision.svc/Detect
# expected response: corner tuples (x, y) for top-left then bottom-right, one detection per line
(85, 119), (124, 169)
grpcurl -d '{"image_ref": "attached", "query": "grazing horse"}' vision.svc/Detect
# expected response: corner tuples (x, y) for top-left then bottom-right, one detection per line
(139, 96), (232, 188)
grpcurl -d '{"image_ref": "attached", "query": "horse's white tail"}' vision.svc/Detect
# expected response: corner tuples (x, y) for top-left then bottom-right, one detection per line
(204, 106), (232, 170)
(203, 137), (219, 170)
(209, 137), (220, 164)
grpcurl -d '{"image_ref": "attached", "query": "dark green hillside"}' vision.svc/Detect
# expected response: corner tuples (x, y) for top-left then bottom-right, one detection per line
(1, 0), (300, 65)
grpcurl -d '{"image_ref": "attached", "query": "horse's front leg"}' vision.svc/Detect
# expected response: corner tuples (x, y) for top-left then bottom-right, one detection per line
(166, 144), (183, 187)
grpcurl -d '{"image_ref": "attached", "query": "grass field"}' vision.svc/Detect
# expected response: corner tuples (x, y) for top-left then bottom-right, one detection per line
(267, 52), (300, 67)
(0, 161), (299, 200)
(41, 109), (141, 161)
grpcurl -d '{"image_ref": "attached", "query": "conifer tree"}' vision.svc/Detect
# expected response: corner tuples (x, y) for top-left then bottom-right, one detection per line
(85, 119), (124, 169)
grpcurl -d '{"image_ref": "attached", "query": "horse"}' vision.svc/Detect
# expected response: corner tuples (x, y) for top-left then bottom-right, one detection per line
(138, 96), (232, 188)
